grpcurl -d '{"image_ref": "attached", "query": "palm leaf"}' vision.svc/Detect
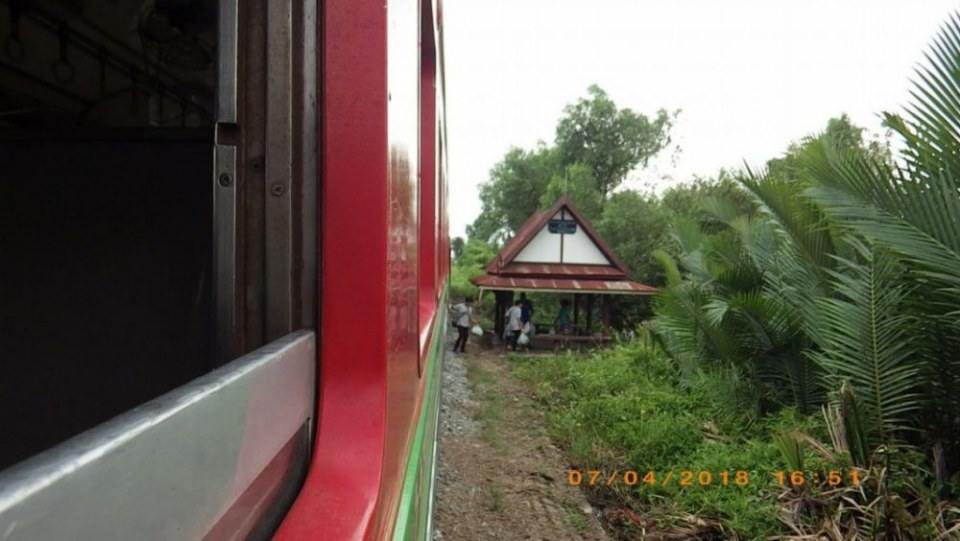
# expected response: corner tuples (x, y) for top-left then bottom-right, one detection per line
(650, 283), (740, 368)
(652, 248), (682, 287)
(706, 289), (823, 412)
(773, 431), (805, 472)
(781, 354), (822, 415)
(805, 181), (960, 310)
(740, 171), (838, 272)
(762, 241), (829, 346)
(801, 15), (960, 313)
(810, 241), (927, 446)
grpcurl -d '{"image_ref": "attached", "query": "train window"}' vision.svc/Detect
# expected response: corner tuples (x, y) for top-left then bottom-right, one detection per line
(0, 1), (217, 470)
(0, 1), (318, 538)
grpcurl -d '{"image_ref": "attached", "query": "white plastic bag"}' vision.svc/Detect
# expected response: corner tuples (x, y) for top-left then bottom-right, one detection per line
(517, 332), (530, 346)
(471, 324), (484, 337)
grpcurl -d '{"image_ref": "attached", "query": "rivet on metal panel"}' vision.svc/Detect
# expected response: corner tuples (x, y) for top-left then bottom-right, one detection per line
(218, 173), (232, 187)
(270, 182), (287, 196)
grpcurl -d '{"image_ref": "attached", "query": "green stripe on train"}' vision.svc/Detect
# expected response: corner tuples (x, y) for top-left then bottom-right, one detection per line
(392, 290), (447, 540)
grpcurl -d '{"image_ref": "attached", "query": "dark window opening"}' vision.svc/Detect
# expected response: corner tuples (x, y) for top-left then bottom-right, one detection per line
(0, 0), (219, 471)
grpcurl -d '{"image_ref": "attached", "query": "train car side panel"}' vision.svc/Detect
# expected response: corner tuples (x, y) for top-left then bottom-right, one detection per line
(272, 0), (390, 537)
(275, 0), (447, 537)
(377, 0), (424, 532)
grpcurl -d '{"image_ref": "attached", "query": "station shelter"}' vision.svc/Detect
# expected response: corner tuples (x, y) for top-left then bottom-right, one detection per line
(471, 196), (656, 346)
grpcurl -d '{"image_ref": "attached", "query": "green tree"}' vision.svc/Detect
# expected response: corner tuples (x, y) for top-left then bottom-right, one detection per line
(451, 237), (465, 261)
(596, 190), (672, 285)
(450, 238), (497, 300)
(556, 85), (676, 198)
(458, 238), (497, 268)
(660, 172), (755, 227)
(538, 163), (602, 221)
(765, 113), (890, 182)
(467, 144), (559, 242)
(469, 86), (676, 241)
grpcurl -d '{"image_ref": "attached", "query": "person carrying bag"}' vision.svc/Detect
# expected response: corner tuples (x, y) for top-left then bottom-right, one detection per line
(451, 297), (476, 353)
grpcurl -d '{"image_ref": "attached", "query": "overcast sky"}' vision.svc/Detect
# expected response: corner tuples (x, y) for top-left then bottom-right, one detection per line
(443, 0), (960, 238)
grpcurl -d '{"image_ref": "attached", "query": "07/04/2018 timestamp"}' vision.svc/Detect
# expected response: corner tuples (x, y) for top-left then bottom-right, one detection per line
(566, 469), (862, 488)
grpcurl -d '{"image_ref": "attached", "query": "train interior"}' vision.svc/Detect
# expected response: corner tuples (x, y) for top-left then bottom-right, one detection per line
(0, 0), (219, 470)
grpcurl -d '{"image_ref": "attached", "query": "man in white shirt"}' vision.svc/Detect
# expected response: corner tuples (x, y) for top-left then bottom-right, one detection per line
(505, 299), (524, 351)
(452, 297), (474, 353)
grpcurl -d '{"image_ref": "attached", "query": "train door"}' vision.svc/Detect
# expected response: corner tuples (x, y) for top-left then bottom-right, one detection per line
(0, 1), (318, 539)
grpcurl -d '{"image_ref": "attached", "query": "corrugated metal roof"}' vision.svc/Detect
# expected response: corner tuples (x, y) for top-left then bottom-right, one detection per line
(471, 275), (656, 295)
(497, 263), (626, 279)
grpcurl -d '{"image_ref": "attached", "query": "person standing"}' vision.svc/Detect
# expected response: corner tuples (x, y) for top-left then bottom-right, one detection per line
(518, 293), (535, 350)
(452, 297), (475, 353)
(505, 299), (524, 351)
(554, 298), (572, 334)
(519, 293), (534, 326)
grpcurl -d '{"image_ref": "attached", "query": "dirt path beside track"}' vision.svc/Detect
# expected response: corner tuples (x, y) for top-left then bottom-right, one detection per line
(433, 335), (608, 541)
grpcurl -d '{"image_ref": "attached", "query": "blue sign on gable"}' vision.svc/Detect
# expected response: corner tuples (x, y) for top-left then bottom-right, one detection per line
(548, 219), (577, 234)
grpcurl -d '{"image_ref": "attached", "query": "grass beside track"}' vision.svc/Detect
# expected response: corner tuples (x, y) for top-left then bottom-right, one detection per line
(510, 344), (832, 540)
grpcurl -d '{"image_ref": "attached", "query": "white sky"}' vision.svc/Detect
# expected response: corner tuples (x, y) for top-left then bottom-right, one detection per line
(443, 0), (960, 238)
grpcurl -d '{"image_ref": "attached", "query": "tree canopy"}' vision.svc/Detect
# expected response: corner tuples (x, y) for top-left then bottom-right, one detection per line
(468, 85), (677, 243)
(466, 144), (559, 243)
(538, 163), (602, 222)
(556, 85), (676, 199)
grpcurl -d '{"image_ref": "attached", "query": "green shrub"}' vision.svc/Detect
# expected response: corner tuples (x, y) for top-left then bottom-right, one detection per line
(514, 340), (827, 539)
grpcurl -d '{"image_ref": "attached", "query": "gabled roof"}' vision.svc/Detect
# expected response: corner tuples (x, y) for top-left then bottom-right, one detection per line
(473, 197), (655, 295)
(484, 195), (631, 276)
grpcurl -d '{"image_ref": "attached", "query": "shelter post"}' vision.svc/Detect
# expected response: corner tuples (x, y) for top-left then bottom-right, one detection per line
(494, 290), (512, 343)
(573, 293), (580, 334)
(602, 295), (611, 337)
(493, 291), (501, 342)
(585, 295), (595, 335)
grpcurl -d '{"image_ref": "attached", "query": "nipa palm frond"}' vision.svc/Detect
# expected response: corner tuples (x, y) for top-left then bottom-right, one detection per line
(740, 171), (838, 272)
(805, 178), (960, 311)
(811, 240), (927, 446)
(762, 240), (828, 345)
(652, 249), (682, 287)
(897, 13), (960, 175)
(803, 15), (960, 311)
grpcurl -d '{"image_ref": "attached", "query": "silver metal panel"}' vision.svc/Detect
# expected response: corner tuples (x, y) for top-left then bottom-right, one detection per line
(217, 0), (239, 124)
(214, 144), (238, 362)
(0, 331), (316, 541)
(264, 0), (294, 341)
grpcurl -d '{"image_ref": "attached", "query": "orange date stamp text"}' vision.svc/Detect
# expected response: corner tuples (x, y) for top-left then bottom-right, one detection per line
(566, 468), (861, 488)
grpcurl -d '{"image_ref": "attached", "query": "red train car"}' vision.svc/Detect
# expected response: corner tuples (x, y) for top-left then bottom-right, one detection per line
(0, 0), (448, 539)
